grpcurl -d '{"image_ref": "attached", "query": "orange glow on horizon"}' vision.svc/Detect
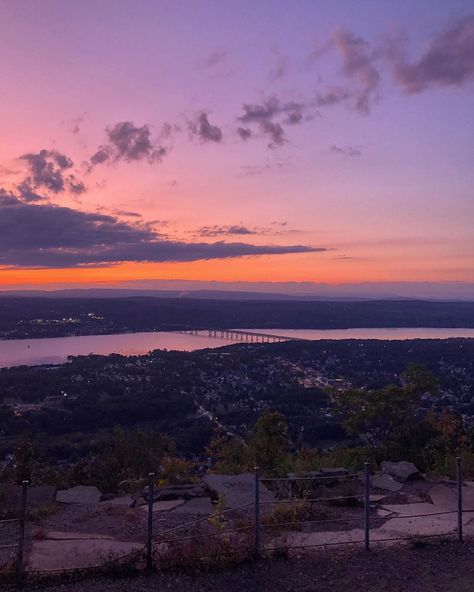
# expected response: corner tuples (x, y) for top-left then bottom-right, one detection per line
(1, 250), (473, 288)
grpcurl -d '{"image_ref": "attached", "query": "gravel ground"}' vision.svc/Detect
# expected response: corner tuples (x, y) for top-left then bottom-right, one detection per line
(15, 540), (474, 592)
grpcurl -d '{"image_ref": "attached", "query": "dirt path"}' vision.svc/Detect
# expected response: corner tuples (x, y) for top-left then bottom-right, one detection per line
(14, 540), (474, 592)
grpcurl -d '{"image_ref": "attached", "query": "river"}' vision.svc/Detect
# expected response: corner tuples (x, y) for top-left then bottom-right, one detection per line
(1, 327), (473, 368)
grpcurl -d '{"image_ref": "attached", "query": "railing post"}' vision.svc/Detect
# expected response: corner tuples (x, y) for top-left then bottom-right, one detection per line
(364, 463), (370, 551)
(254, 466), (260, 557)
(16, 480), (28, 588)
(146, 472), (155, 571)
(457, 456), (463, 543)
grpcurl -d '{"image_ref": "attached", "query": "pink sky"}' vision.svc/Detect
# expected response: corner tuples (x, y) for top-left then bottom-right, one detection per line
(0, 1), (473, 290)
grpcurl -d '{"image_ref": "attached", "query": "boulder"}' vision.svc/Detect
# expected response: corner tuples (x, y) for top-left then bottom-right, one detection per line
(371, 473), (403, 492)
(381, 461), (419, 483)
(133, 497), (147, 508)
(203, 473), (275, 509)
(56, 486), (101, 505)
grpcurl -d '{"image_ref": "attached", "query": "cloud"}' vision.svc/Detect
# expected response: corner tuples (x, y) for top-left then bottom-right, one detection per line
(260, 120), (286, 148)
(237, 127), (252, 140)
(330, 145), (362, 157)
(90, 121), (168, 167)
(201, 48), (228, 69)
(390, 16), (474, 94)
(18, 149), (86, 196)
(269, 50), (290, 80)
(241, 160), (289, 176)
(188, 112), (223, 143)
(237, 94), (313, 147)
(197, 225), (258, 237)
(315, 86), (351, 107)
(195, 222), (301, 237)
(331, 28), (381, 114)
(0, 165), (21, 177)
(0, 194), (323, 268)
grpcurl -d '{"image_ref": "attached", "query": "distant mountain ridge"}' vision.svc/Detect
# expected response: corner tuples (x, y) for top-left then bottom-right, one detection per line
(0, 280), (474, 302)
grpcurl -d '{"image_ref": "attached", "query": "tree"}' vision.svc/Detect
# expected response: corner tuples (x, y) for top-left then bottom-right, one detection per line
(206, 429), (248, 474)
(333, 384), (413, 448)
(402, 363), (439, 397)
(333, 364), (440, 452)
(249, 410), (291, 476)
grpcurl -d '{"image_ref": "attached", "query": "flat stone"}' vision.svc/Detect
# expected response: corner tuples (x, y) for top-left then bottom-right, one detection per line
(371, 473), (403, 492)
(377, 515), (457, 538)
(284, 528), (365, 548)
(428, 484), (457, 510)
(203, 473), (275, 509)
(56, 485), (101, 505)
(380, 502), (454, 519)
(140, 499), (185, 512)
(381, 461), (419, 483)
(172, 497), (214, 515)
(43, 531), (115, 541)
(370, 494), (388, 503)
(29, 538), (142, 571)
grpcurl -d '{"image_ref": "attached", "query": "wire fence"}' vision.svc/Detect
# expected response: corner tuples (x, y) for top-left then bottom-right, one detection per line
(1, 457), (468, 585)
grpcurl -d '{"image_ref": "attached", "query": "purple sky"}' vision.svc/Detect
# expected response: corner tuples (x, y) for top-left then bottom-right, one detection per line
(0, 1), (473, 294)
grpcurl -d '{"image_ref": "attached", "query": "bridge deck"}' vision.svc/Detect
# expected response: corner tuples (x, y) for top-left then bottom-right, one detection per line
(175, 327), (302, 342)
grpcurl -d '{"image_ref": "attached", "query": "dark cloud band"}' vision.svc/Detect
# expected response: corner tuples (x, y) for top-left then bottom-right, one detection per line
(0, 193), (324, 268)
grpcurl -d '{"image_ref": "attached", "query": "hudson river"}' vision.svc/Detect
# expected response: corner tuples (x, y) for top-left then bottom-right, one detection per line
(1, 327), (474, 368)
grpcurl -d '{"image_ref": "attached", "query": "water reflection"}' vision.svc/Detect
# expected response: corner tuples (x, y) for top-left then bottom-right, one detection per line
(0, 327), (473, 368)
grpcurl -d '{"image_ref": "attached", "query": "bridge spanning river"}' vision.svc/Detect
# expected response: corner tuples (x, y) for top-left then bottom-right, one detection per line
(176, 328), (301, 343)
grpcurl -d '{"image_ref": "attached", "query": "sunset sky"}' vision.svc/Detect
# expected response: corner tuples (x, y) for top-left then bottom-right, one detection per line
(0, 1), (473, 292)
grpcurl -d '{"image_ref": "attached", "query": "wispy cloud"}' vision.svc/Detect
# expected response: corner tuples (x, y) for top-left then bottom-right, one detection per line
(196, 225), (258, 237)
(188, 112), (223, 143)
(200, 48), (228, 69)
(269, 49), (290, 80)
(90, 121), (168, 167)
(330, 145), (362, 157)
(18, 149), (86, 198)
(389, 16), (474, 94)
(331, 28), (381, 114)
(237, 94), (314, 148)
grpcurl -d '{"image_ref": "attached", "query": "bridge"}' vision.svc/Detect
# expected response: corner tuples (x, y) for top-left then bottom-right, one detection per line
(175, 328), (300, 343)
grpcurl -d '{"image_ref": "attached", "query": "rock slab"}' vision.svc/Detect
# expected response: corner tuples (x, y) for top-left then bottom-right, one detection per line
(203, 473), (275, 509)
(372, 473), (403, 492)
(140, 499), (185, 512)
(29, 537), (142, 571)
(56, 485), (101, 505)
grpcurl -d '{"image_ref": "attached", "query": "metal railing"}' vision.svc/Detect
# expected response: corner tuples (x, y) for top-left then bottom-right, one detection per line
(0, 480), (28, 586)
(1, 457), (468, 583)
